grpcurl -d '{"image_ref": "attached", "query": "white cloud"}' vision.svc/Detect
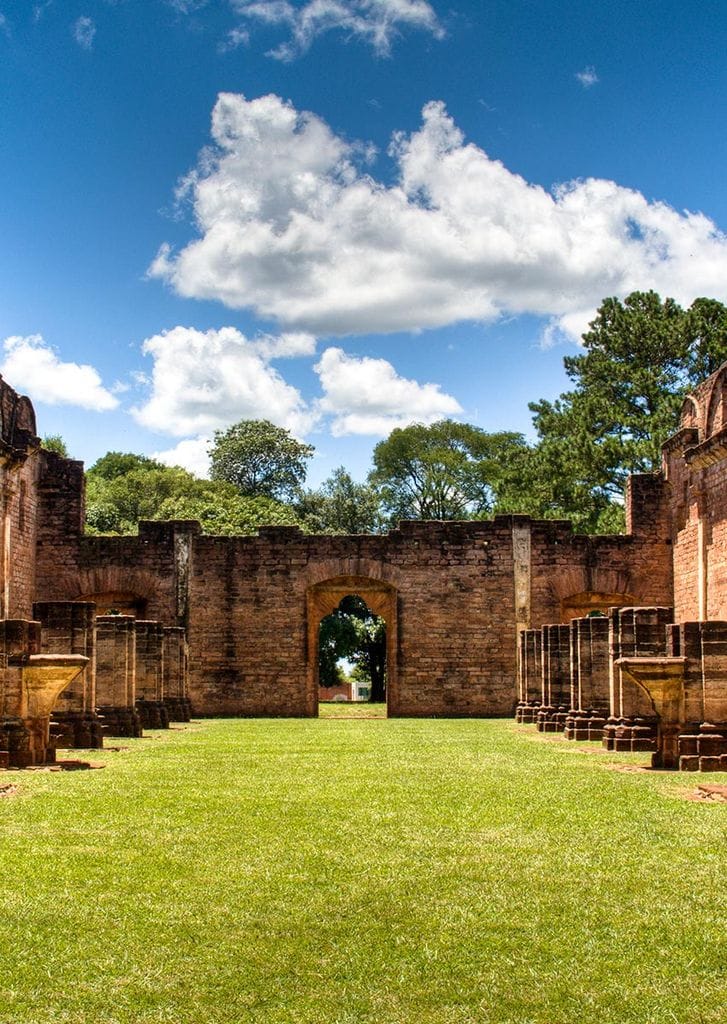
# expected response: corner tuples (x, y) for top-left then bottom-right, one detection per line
(315, 346), (461, 436)
(0, 335), (119, 412)
(151, 93), (727, 342)
(576, 65), (599, 88)
(153, 436), (211, 477)
(218, 25), (250, 52)
(131, 325), (316, 436)
(73, 15), (96, 50)
(231, 0), (443, 59)
(33, 2), (53, 23)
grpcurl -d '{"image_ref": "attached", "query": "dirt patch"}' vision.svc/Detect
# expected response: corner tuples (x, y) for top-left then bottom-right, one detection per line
(684, 784), (727, 803)
(0, 782), (17, 797)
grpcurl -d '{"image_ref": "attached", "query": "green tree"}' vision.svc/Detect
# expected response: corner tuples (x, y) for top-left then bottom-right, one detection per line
(41, 435), (69, 457)
(155, 491), (300, 536)
(319, 596), (386, 701)
(297, 467), (383, 534)
(209, 420), (314, 501)
(369, 420), (529, 523)
(84, 450), (302, 535)
(526, 291), (727, 531)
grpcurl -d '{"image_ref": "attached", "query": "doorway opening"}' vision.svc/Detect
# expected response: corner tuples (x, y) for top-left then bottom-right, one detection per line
(306, 575), (397, 718)
(318, 594), (386, 715)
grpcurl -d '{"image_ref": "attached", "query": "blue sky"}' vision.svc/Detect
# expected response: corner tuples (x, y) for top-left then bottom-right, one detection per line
(2, 0), (727, 486)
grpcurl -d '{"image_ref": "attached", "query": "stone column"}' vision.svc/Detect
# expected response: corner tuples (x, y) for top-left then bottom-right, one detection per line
(564, 616), (609, 741)
(163, 626), (191, 722)
(0, 619), (87, 766)
(537, 624), (570, 733)
(32, 601), (103, 749)
(604, 607), (672, 752)
(95, 615), (142, 737)
(516, 628), (542, 723)
(0, 619), (39, 766)
(134, 621), (168, 729)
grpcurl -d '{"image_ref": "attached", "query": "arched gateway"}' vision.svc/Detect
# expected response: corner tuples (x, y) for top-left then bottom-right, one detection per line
(307, 575), (398, 715)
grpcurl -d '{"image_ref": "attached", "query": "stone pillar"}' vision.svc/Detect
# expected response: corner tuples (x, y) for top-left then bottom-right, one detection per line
(537, 624), (570, 733)
(565, 616), (610, 741)
(163, 626), (191, 722)
(0, 619), (87, 766)
(33, 601), (103, 749)
(677, 621), (727, 772)
(604, 607), (672, 752)
(134, 621), (168, 729)
(0, 619), (40, 766)
(95, 615), (142, 737)
(516, 628), (542, 723)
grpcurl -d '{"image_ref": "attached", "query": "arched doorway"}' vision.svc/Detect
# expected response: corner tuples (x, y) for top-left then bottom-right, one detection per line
(318, 594), (386, 705)
(306, 575), (398, 717)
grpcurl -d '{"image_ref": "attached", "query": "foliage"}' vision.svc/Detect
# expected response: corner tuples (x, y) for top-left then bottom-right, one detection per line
(209, 419), (314, 501)
(85, 451), (300, 535)
(297, 467), (383, 534)
(2, 719), (724, 1024)
(370, 419), (530, 523)
(40, 435), (69, 457)
(319, 595), (386, 701)
(525, 291), (727, 532)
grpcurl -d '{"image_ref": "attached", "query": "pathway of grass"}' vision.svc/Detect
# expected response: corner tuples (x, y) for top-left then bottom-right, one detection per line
(0, 718), (725, 1024)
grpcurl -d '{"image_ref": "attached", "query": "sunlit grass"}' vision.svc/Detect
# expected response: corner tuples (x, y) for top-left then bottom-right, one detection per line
(0, 718), (724, 1023)
(319, 701), (387, 718)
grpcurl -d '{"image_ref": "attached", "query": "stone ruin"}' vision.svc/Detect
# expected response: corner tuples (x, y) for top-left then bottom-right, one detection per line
(1, 359), (727, 769)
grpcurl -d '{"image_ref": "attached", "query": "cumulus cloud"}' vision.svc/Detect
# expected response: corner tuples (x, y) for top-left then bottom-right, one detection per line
(315, 346), (461, 436)
(153, 436), (212, 477)
(73, 15), (96, 50)
(151, 93), (727, 342)
(231, 0), (443, 59)
(576, 65), (599, 88)
(0, 335), (119, 411)
(131, 325), (316, 436)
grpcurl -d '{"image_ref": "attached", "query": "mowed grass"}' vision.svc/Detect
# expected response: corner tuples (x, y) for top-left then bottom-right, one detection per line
(0, 718), (725, 1024)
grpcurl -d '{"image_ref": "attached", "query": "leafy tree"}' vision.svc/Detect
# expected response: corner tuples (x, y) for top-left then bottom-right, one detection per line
(319, 595), (386, 702)
(297, 467), (383, 534)
(88, 451), (159, 480)
(369, 420), (529, 523)
(41, 435), (69, 457)
(526, 291), (727, 531)
(84, 450), (302, 535)
(155, 491), (300, 535)
(209, 420), (314, 501)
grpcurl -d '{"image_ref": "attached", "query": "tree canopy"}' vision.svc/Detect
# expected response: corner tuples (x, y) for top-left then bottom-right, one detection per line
(369, 420), (529, 523)
(524, 291), (727, 531)
(209, 420), (314, 501)
(296, 467), (383, 535)
(84, 454), (299, 536)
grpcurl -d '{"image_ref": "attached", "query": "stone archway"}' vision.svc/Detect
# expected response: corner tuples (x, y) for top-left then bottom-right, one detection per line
(306, 575), (398, 717)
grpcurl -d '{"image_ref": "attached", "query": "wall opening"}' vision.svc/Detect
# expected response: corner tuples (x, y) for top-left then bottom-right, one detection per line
(306, 575), (397, 717)
(318, 594), (387, 708)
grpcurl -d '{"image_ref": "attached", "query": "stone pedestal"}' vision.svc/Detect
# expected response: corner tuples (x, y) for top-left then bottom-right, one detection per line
(95, 615), (142, 738)
(0, 619), (88, 766)
(134, 621), (168, 729)
(33, 601), (103, 749)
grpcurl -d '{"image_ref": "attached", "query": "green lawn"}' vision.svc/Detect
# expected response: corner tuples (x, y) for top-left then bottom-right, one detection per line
(0, 718), (725, 1024)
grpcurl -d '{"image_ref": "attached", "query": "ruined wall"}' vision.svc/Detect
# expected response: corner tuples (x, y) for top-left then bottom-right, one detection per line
(665, 365), (727, 621)
(0, 376), (41, 619)
(1, 361), (720, 719)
